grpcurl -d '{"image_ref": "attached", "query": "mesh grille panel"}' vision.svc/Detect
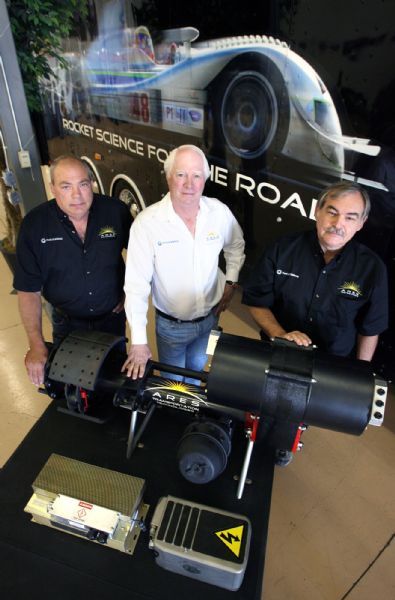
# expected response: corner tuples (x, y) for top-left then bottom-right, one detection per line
(33, 454), (144, 515)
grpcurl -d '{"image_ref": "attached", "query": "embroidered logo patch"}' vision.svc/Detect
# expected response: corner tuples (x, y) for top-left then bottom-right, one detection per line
(157, 239), (179, 246)
(41, 237), (63, 244)
(98, 226), (117, 239)
(276, 269), (299, 279)
(206, 231), (220, 242)
(338, 281), (363, 298)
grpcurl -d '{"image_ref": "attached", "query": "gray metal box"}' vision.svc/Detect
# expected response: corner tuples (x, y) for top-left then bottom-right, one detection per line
(149, 495), (251, 591)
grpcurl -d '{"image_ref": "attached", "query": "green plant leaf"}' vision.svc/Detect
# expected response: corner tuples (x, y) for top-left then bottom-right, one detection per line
(6, 0), (88, 112)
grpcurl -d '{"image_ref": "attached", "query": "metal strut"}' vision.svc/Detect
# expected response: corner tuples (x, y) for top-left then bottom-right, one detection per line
(237, 413), (260, 500)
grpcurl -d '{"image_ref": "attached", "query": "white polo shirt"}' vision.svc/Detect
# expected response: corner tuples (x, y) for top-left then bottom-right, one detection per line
(124, 193), (245, 344)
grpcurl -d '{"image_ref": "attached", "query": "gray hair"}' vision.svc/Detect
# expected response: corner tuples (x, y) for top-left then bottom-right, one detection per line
(317, 181), (371, 219)
(163, 145), (210, 181)
(50, 155), (92, 184)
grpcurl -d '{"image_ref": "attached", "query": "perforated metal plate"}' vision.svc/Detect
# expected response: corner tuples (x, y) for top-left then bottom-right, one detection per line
(48, 330), (125, 390)
(33, 454), (145, 516)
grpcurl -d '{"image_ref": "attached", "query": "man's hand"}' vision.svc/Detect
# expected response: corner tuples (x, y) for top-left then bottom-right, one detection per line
(112, 295), (125, 314)
(25, 344), (48, 386)
(122, 344), (152, 379)
(248, 307), (312, 347)
(215, 283), (237, 315)
(280, 331), (312, 347)
(17, 291), (47, 385)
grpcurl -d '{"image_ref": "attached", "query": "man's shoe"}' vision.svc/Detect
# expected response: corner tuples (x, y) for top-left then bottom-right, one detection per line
(275, 449), (293, 467)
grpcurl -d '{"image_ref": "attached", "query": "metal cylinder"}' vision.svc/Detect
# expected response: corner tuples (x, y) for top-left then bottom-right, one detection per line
(207, 333), (380, 435)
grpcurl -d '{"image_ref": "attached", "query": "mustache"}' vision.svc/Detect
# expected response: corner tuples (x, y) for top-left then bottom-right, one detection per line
(325, 226), (344, 237)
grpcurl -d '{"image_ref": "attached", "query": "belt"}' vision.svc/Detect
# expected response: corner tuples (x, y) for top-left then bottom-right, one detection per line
(53, 306), (115, 322)
(156, 308), (214, 324)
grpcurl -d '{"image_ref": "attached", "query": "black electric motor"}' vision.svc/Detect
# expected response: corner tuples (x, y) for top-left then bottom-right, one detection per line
(42, 330), (388, 488)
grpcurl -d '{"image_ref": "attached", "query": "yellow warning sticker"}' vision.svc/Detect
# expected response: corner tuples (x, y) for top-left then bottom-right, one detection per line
(215, 525), (244, 557)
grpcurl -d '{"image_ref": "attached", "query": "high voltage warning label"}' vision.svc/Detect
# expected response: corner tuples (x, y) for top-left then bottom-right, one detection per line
(215, 525), (244, 557)
(150, 498), (251, 590)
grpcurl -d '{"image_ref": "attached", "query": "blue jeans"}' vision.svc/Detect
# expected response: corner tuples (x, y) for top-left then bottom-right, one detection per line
(155, 310), (219, 384)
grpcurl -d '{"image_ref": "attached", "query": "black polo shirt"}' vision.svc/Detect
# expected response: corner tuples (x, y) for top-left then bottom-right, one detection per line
(242, 230), (388, 356)
(14, 194), (132, 318)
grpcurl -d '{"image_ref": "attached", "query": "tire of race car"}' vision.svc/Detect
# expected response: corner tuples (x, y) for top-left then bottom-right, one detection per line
(208, 54), (290, 162)
(112, 179), (145, 221)
(81, 159), (104, 195)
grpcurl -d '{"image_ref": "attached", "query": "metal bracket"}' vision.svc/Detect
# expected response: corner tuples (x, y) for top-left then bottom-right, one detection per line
(237, 413), (259, 499)
(123, 403), (156, 459)
(369, 378), (388, 426)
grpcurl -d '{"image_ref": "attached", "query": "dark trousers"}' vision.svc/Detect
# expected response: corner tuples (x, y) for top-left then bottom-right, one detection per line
(51, 307), (127, 347)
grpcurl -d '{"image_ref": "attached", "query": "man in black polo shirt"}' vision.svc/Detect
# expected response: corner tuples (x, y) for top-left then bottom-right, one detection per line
(242, 181), (388, 463)
(14, 155), (132, 386)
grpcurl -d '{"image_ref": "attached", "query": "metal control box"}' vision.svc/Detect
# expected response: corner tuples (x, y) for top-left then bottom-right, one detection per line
(149, 495), (251, 591)
(24, 454), (148, 554)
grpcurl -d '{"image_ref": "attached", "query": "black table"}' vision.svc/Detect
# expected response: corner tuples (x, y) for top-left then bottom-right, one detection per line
(0, 399), (274, 599)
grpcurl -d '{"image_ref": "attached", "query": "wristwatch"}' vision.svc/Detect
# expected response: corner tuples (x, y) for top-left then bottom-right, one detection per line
(226, 280), (237, 287)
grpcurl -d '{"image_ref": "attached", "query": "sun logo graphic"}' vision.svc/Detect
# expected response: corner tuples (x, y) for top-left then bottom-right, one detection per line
(338, 281), (363, 298)
(148, 380), (199, 393)
(98, 226), (117, 239)
(144, 379), (207, 412)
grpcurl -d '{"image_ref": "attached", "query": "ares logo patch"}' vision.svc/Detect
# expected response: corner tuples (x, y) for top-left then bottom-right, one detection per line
(215, 525), (244, 557)
(98, 226), (117, 239)
(338, 281), (363, 298)
(206, 231), (220, 242)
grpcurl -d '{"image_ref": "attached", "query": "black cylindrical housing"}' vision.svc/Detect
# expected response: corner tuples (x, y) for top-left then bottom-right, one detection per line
(207, 334), (272, 414)
(207, 334), (375, 435)
(306, 353), (374, 434)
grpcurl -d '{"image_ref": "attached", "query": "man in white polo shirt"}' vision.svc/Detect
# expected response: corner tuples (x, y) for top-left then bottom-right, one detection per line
(122, 144), (245, 382)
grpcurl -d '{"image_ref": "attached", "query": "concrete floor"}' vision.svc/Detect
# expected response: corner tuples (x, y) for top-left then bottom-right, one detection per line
(0, 253), (394, 599)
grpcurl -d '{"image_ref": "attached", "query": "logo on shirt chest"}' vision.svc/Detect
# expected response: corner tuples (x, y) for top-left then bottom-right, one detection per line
(157, 239), (179, 246)
(338, 281), (363, 298)
(98, 226), (117, 239)
(276, 269), (300, 279)
(41, 237), (63, 244)
(206, 231), (220, 242)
